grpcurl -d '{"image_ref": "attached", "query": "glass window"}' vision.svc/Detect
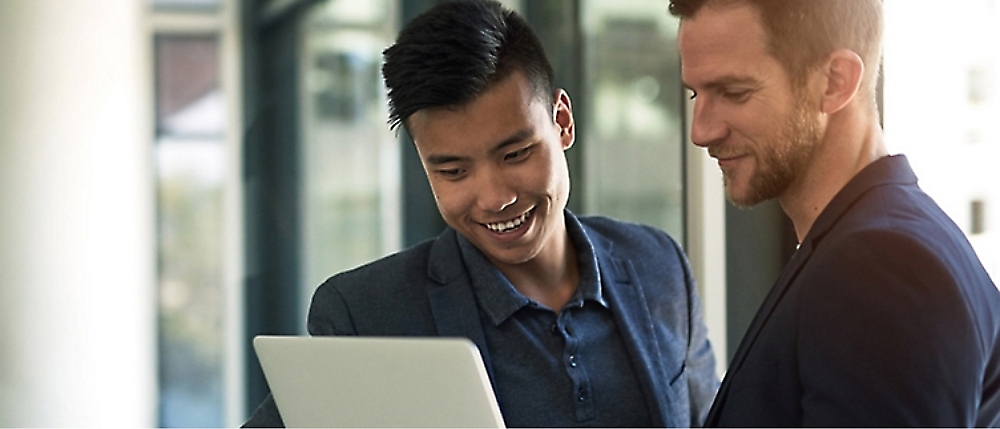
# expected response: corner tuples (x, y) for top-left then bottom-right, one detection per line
(154, 35), (227, 427)
(151, 0), (220, 12)
(581, 0), (686, 242)
(298, 0), (401, 317)
(883, 0), (1000, 282)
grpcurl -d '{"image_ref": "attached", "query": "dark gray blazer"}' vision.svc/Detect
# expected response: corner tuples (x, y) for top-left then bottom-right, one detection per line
(705, 155), (1000, 427)
(245, 213), (719, 427)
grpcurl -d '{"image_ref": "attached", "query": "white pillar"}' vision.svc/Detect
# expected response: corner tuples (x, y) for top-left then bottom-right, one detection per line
(685, 98), (728, 378)
(0, 0), (157, 426)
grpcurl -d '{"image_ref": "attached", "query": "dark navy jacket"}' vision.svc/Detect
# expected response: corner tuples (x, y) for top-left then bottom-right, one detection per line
(706, 155), (1000, 427)
(245, 213), (719, 427)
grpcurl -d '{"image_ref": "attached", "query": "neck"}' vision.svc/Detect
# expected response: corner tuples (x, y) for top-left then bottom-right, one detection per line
(495, 219), (579, 311)
(780, 106), (888, 243)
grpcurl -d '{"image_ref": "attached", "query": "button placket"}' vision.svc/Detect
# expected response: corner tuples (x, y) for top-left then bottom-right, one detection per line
(559, 310), (595, 421)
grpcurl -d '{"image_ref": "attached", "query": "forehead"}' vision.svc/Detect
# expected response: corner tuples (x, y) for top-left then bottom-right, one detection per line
(678, 4), (776, 87)
(407, 72), (548, 151)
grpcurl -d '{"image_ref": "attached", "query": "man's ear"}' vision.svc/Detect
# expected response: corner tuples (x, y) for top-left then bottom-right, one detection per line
(553, 89), (575, 150)
(819, 49), (864, 115)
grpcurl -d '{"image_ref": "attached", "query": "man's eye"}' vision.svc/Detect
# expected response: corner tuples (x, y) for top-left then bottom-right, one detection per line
(723, 90), (751, 101)
(438, 168), (464, 178)
(688, 90), (698, 100)
(504, 147), (531, 161)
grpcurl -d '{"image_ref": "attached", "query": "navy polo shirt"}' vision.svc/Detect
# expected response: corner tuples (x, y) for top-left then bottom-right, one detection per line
(457, 215), (652, 427)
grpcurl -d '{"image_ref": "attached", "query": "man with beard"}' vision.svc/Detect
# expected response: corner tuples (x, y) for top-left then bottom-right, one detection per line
(672, 0), (1000, 426)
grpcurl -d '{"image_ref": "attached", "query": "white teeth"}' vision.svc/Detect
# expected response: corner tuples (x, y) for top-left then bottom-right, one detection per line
(486, 209), (533, 233)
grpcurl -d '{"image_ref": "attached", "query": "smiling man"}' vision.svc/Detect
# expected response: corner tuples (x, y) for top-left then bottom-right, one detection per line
(671, 0), (1000, 426)
(243, 1), (718, 427)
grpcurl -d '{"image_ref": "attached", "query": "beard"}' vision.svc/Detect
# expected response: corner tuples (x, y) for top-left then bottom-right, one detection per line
(724, 96), (822, 207)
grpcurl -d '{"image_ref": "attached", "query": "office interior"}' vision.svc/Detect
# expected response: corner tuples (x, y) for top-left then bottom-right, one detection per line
(0, 0), (996, 426)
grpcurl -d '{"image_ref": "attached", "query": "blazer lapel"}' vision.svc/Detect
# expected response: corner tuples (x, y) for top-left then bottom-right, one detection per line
(424, 229), (495, 377)
(705, 240), (815, 424)
(596, 243), (680, 427)
(729, 242), (813, 371)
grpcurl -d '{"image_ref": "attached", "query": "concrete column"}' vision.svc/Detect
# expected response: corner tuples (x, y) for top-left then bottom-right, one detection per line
(0, 0), (156, 426)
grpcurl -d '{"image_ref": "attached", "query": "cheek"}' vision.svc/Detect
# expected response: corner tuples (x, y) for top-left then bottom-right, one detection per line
(525, 152), (555, 183)
(730, 117), (764, 143)
(427, 181), (465, 219)
(554, 159), (571, 194)
(730, 113), (783, 159)
(537, 150), (571, 199)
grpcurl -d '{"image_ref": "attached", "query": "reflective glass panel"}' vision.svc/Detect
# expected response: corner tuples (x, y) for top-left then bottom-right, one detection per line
(154, 35), (226, 427)
(298, 0), (401, 317)
(581, 0), (685, 242)
(151, 0), (220, 12)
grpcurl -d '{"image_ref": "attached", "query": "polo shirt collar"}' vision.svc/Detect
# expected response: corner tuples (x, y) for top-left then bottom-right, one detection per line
(457, 210), (607, 326)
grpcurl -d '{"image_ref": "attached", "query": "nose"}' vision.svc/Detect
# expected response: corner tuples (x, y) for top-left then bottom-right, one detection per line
(690, 97), (727, 148)
(476, 168), (517, 213)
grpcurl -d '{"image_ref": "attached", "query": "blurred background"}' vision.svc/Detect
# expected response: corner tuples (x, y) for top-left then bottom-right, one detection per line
(0, 0), (996, 426)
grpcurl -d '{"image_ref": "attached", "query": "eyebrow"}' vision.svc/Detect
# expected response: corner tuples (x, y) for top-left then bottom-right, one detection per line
(424, 127), (535, 165)
(684, 75), (759, 91)
(489, 127), (534, 155)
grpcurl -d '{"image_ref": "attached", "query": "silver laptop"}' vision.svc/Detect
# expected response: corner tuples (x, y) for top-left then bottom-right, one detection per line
(253, 335), (506, 428)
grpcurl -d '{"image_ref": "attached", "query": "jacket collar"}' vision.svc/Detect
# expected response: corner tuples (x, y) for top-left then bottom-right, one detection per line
(802, 154), (917, 248)
(427, 227), (466, 285)
(424, 228), (495, 376)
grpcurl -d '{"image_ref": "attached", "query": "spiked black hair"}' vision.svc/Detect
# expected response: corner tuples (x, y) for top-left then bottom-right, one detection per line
(381, 0), (555, 131)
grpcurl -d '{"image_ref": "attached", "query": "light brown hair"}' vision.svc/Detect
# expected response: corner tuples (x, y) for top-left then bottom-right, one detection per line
(671, 0), (883, 98)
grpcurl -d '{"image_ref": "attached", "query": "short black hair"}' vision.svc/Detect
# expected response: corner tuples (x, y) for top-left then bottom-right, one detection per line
(381, 0), (555, 131)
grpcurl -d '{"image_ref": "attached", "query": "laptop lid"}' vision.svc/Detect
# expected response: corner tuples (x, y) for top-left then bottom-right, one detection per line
(253, 335), (505, 428)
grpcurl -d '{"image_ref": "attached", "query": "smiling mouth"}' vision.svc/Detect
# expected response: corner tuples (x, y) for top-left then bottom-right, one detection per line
(712, 153), (749, 167)
(484, 208), (535, 234)
(709, 150), (743, 160)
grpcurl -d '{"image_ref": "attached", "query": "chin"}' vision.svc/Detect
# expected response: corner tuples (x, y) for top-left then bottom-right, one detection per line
(724, 187), (757, 208)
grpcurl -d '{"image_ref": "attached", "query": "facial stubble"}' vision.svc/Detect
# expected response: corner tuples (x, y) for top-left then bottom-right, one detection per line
(725, 96), (821, 208)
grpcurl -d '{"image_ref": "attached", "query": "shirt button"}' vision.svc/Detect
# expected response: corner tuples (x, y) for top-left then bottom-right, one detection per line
(550, 324), (560, 336)
(577, 389), (587, 402)
(568, 355), (578, 367)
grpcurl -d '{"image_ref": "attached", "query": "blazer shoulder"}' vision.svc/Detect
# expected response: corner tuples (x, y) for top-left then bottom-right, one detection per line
(834, 181), (962, 244)
(307, 236), (446, 336)
(820, 184), (991, 290)
(578, 215), (683, 254)
(803, 226), (1000, 340)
